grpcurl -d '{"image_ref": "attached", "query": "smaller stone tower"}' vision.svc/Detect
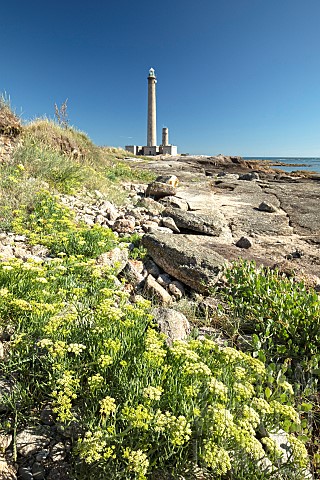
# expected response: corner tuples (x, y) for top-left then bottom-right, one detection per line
(162, 127), (169, 146)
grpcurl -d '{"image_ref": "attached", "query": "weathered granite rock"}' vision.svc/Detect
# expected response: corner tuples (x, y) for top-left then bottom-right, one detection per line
(157, 273), (172, 287)
(96, 247), (128, 274)
(153, 307), (190, 345)
(148, 226), (173, 234)
(137, 197), (165, 215)
(239, 172), (260, 181)
(142, 232), (225, 293)
(144, 274), (172, 305)
(235, 237), (252, 249)
(159, 196), (189, 211)
(168, 280), (185, 299)
(144, 259), (161, 278)
(113, 218), (135, 233)
(162, 207), (223, 236)
(99, 200), (119, 221)
(0, 244), (14, 260)
(258, 201), (278, 213)
(146, 182), (177, 198)
(16, 427), (50, 457)
(161, 216), (180, 233)
(123, 260), (146, 287)
(155, 175), (179, 187)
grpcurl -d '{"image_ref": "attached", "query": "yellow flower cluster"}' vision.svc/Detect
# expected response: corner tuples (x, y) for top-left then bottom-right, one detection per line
(99, 396), (117, 417)
(143, 328), (167, 367)
(153, 410), (192, 446)
(77, 429), (116, 464)
(143, 386), (163, 401)
(202, 440), (231, 475)
(122, 404), (152, 430)
(123, 447), (149, 479)
(88, 374), (104, 391)
(270, 400), (301, 424)
(52, 370), (79, 422)
(208, 377), (228, 401)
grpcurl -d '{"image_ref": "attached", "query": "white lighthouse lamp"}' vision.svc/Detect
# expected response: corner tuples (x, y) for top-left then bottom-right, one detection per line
(149, 67), (155, 77)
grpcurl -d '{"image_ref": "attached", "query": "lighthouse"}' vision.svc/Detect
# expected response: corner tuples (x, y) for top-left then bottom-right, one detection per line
(125, 68), (177, 156)
(147, 67), (157, 147)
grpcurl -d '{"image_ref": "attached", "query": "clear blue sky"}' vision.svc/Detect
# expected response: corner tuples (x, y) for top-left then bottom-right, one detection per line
(2, 0), (320, 156)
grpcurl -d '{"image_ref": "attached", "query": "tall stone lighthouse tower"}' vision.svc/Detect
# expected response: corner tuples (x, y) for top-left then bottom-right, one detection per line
(147, 67), (157, 146)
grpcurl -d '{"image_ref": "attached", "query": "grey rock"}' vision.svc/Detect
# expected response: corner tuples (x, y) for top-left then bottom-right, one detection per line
(96, 247), (129, 274)
(0, 432), (12, 451)
(100, 201), (119, 221)
(50, 442), (66, 462)
(153, 307), (190, 346)
(16, 427), (50, 457)
(142, 232), (225, 293)
(142, 221), (159, 233)
(157, 273), (172, 287)
(154, 175), (179, 186)
(113, 218), (135, 233)
(137, 197), (165, 215)
(18, 467), (32, 480)
(146, 181), (177, 198)
(239, 172), (260, 181)
(162, 207), (223, 236)
(144, 259), (161, 278)
(168, 280), (185, 299)
(13, 235), (26, 242)
(0, 244), (14, 260)
(94, 214), (106, 225)
(159, 196), (189, 211)
(235, 237), (252, 249)
(82, 214), (95, 226)
(144, 274), (172, 305)
(258, 201), (278, 213)
(161, 217), (180, 233)
(30, 244), (50, 257)
(35, 450), (50, 463)
(13, 246), (29, 260)
(148, 226), (174, 234)
(123, 260), (146, 287)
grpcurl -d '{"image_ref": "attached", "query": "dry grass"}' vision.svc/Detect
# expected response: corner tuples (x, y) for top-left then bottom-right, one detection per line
(0, 94), (22, 136)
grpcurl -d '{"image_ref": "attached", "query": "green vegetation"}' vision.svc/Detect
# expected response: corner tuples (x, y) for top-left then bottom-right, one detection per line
(0, 99), (318, 478)
(0, 253), (310, 479)
(216, 260), (320, 475)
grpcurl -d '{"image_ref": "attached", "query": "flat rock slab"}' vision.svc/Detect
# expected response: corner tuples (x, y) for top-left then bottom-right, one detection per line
(142, 232), (225, 293)
(163, 207), (224, 236)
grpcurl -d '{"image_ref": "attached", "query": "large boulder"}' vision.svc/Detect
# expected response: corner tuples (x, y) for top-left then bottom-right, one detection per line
(162, 207), (223, 236)
(142, 232), (225, 293)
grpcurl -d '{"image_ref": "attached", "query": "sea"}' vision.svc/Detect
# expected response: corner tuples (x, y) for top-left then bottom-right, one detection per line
(244, 157), (320, 175)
